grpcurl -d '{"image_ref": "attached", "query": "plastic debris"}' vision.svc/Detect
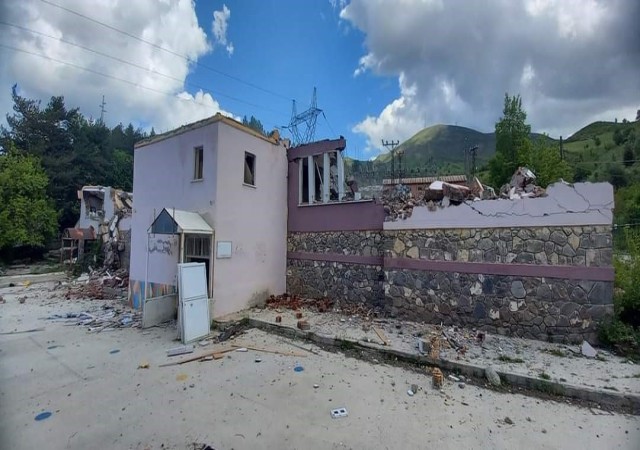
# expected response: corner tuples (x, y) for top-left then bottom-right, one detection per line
(294, 365), (304, 372)
(330, 407), (348, 418)
(34, 412), (52, 421)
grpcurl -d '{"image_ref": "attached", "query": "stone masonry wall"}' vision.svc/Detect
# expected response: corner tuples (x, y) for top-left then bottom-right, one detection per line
(386, 226), (612, 267)
(287, 231), (384, 307)
(385, 270), (612, 343)
(287, 259), (384, 306)
(288, 230), (383, 256)
(287, 226), (614, 343)
(385, 225), (614, 343)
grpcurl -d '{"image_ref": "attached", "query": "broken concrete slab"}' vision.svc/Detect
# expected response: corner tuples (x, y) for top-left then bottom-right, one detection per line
(384, 182), (614, 230)
(581, 341), (598, 358)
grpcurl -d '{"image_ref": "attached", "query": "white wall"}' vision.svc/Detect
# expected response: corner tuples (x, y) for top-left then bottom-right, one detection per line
(130, 124), (218, 289)
(211, 124), (288, 317)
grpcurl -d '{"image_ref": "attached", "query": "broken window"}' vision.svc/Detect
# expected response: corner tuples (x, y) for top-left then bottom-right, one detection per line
(194, 146), (203, 180)
(83, 191), (105, 218)
(185, 235), (211, 258)
(244, 152), (256, 186)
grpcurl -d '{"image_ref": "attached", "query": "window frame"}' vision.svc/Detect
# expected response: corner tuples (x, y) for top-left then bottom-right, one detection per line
(193, 146), (204, 181)
(243, 151), (256, 187)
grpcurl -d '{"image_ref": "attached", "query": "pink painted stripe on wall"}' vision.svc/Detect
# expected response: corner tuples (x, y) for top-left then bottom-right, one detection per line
(383, 258), (614, 281)
(287, 251), (614, 281)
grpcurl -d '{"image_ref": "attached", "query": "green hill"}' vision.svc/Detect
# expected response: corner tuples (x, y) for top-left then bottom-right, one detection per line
(375, 124), (495, 173)
(562, 120), (640, 180)
(346, 119), (639, 186)
(352, 124), (552, 178)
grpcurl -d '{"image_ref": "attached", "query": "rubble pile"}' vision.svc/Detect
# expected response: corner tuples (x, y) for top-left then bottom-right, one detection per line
(383, 184), (428, 221)
(265, 294), (381, 319)
(66, 268), (129, 300)
(44, 305), (140, 331)
(499, 167), (546, 199)
(265, 293), (335, 313)
(100, 192), (132, 270)
(383, 167), (549, 221)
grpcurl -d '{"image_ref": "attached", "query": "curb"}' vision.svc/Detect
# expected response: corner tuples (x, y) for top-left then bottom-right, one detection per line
(234, 317), (640, 414)
(0, 272), (67, 288)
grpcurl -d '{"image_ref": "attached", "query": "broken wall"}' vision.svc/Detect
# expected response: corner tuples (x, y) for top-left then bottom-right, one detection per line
(286, 182), (615, 344)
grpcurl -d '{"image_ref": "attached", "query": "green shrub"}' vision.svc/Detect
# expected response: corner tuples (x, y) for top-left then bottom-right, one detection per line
(600, 229), (640, 358)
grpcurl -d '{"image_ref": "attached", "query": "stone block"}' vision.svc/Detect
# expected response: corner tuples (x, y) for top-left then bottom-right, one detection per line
(562, 244), (576, 257)
(525, 240), (544, 253)
(510, 280), (526, 299)
(550, 230), (568, 245)
(406, 246), (419, 259)
(587, 282), (613, 305)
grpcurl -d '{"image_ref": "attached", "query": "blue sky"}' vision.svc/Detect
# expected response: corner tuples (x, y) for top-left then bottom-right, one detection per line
(189, 0), (397, 159)
(1, 0), (637, 159)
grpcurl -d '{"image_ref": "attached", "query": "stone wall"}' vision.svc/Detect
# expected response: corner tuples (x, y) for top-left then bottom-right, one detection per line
(386, 226), (612, 267)
(287, 225), (614, 343)
(288, 230), (383, 256)
(287, 259), (384, 306)
(385, 269), (612, 343)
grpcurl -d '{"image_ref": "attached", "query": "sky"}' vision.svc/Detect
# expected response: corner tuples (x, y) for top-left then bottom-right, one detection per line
(0, 0), (638, 159)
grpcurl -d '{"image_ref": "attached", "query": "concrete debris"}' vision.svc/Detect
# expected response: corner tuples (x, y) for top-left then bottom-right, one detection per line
(383, 167), (554, 221)
(44, 306), (140, 331)
(485, 366), (501, 386)
(499, 167), (546, 199)
(265, 293), (381, 319)
(581, 341), (598, 358)
(66, 268), (129, 300)
(167, 345), (195, 357)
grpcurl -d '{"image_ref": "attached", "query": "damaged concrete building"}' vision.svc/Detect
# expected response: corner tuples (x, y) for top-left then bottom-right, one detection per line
(129, 116), (615, 344)
(128, 114), (288, 320)
(62, 186), (133, 268)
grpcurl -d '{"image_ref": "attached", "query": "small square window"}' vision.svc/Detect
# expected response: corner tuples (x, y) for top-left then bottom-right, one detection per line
(244, 152), (256, 186)
(194, 146), (203, 180)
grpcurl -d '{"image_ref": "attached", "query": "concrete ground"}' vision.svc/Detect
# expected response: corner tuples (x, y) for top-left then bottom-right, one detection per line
(1, 282), (640, 450)
(242, 307), (640, 396)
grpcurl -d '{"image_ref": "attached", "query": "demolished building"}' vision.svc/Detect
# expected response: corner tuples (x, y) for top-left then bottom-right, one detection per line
(62, 186), (133, 269)
(129, 117), (615, 344)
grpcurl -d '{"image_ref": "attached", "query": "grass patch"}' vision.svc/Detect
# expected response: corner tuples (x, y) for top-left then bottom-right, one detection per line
(498, 355), (525, 363)
(339, 339), (356, 351)
(538, 372), (551, 380)
(536, 380), (565, 396)
(544, 348), (567, 357)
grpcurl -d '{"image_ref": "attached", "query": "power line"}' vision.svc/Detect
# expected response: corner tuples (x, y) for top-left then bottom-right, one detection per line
(37, 0), (292, 102)
(0, 36), (287, 117)
(0, 44), (234, 112)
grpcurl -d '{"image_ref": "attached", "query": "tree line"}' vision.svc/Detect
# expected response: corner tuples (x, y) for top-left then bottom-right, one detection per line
(0, 86), (146, 256)
(485, 94), (640, 231)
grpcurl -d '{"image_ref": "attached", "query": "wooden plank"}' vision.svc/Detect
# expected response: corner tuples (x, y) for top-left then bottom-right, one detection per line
(159, 346), (236, 367)
(231, 344), (308, 357)
(0, 327), (45, 335)
(373, 327), (389, 346)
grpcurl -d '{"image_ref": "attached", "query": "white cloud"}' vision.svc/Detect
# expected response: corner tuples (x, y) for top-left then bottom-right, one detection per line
(0, 0), (235, 133)
(342, 0), (640, 152)
(212, 4), (234, 57)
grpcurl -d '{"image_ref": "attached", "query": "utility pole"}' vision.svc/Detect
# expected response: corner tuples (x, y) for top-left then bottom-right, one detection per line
(559, 136), (564, 160)
(99, 95), (107, 124)
(467, 145), (479, 179)
(382, 139), (400, 181)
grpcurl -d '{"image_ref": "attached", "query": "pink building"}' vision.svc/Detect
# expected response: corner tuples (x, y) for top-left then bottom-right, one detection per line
(129, 114), (288, 321)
